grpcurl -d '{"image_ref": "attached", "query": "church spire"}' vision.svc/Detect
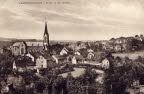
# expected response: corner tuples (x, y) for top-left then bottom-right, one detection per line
(44, 21), (48, 35)
(43, 21), (49, 51)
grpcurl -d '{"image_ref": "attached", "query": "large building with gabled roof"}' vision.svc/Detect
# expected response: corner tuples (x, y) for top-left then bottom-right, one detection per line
(11, 22), (50, 55)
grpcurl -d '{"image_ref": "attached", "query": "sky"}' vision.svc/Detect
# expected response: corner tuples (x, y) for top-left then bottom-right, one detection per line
(0, 0), (144, 40)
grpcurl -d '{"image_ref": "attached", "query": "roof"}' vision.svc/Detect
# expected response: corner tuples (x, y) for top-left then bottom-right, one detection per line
(27, 46), (43, 52)
(28, 51), (51, 60)
(12, 42), (24, 47)
(53, 55), (66, 60)
(12, 41), (43, 47)
(74, 55), (84, 60)
(62, 47), (69, 52)
(15, 58), (35, 68)
(26, 42), (43, 47)
(28, 51), (43, 59)
(43, 54), (52, 60)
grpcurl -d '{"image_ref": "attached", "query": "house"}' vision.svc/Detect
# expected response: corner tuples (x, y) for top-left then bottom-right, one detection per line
(114, 37), (127, 44)
(13, 61), (17, 70)
(13, 56), (35, 72)
(115, 45), (122, 52)
(60, 47), (69, 55)
(101, 58), (110, 69)
(72, 55), (84, 64)
(35, 54), (57, 69)
(72, 56), (77, 64)
(26, 51), (44, 62)
(74, 50), (81, 55)
(52, 55), (67, 64)
(87, 52), (95, 60)
(87, 49), (94, 53)
(35, 55), (49, 69)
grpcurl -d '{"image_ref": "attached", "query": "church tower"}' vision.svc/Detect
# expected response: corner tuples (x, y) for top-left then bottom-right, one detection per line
(43, 21), (49, 51)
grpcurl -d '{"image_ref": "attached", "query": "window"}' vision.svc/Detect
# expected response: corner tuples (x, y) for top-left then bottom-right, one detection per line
(41, 61), (43, 68)
(21, 48), (24, 54)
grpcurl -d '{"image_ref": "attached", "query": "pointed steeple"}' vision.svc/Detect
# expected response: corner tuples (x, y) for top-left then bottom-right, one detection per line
(44, 21), (48, 35)
(43, 20), (49, 51)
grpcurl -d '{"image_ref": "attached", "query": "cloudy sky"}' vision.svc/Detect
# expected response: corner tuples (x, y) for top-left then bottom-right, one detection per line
(0, 0), (144, 40)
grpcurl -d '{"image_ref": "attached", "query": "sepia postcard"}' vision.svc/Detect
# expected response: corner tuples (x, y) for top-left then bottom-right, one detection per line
(0, 0), (144, 94)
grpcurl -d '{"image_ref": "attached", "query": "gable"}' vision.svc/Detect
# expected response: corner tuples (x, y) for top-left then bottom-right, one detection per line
(19, 42), (26, 47)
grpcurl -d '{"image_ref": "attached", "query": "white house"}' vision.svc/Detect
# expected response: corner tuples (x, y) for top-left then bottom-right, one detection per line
(72, 56), (77, 64)
(13, 61), (17, 70)
(36, 55), (48, 69)
(87, 49), (94, 53)
(60, 47), (68, 55)
(74, 51), (81, 55)
(72, 55), (84, 64)
(87, 52), (95, 60)
(101, 58), (110, 69)
(52, 55), (66, 64)
(115, 45), (122, 52)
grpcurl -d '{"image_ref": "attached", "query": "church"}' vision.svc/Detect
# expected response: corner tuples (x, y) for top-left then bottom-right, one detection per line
(10, 22), (50, 55)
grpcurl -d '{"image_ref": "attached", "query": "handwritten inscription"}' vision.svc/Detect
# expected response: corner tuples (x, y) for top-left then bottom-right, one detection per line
(19, 1), (71, 5)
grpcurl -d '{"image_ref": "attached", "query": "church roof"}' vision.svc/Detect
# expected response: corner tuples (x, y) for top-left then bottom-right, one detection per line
(26, 42), (43, 46)
(12, 42), (24, 46)
(12, 41), (43, 47)
(27, 46), (44, 52)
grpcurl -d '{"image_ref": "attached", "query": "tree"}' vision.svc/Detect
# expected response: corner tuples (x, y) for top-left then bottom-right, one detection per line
(136, 56), (143, 63)
(81, 67), (98, 84)
(79, 48), (88, 58)
(0, 49), (14, 78)
(105, 57), (144, 94)
(131, 38), (143, 51)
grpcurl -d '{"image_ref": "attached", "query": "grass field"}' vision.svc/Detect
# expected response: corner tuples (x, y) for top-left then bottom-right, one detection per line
(112, 51), (144, 60)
